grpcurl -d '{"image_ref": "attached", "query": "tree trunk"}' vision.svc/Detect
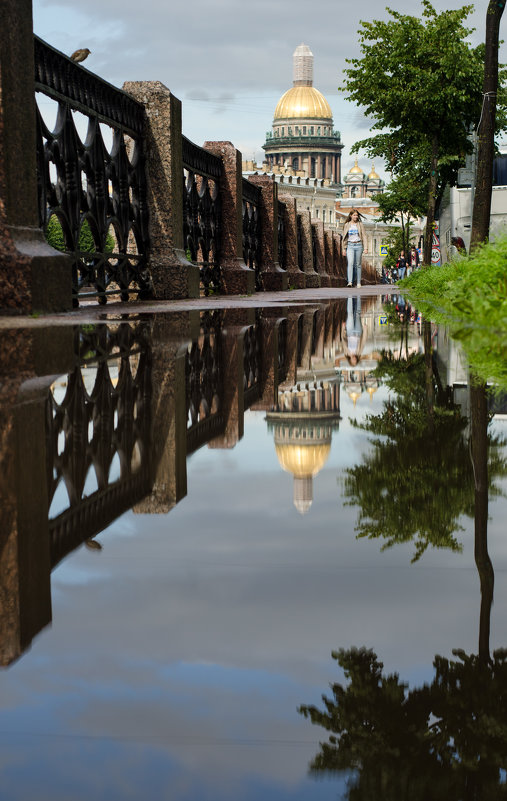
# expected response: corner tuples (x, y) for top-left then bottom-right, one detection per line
(423, 135), (439, 266)
(470, 0), (505, 250)
(470, 381), (494, 665)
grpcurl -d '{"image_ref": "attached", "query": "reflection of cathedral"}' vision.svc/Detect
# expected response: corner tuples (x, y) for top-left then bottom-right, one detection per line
(266, 379), (340, 515)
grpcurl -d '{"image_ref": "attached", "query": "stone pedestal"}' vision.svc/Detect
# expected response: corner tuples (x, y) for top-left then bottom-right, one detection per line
(313, 221), (331, 287)
(278, 196), (305, 289)
(204, 142), (255, 295)
(248, 175), (288, 291)
(124, 81), (200, 299)
(325, 230), (339, 287)
(298, 211), (320, 288)
(0, 0), (72, 313)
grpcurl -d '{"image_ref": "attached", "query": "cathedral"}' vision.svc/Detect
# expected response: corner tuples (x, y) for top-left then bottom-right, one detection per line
(242, 44), (385, 227)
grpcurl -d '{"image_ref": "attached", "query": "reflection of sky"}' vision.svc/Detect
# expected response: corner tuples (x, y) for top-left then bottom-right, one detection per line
(2, 378), (507, 798)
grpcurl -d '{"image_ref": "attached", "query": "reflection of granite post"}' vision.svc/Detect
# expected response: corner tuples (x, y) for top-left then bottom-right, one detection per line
(0, 327), (74, 665)
(203, 142), (256, 295)
(0, 0), (72, 313)
(208, 310), (256, 449)
(250, 310), (287, 410)
(133, 313), (198, 513)
(325, 230), (339, 287)
(299, 309), (316, 371)
(279, 196), (305, 288)
(299, 211), (320, 288)
(313, 221), (331, 287)
(248, 175), (288, 291)
(123, 81), (199, 299)
(313, 307), (326, 359)
(279, 310), (303, 389)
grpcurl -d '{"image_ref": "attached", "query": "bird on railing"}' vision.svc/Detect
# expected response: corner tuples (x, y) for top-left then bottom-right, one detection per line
(70, 48), (91, 63)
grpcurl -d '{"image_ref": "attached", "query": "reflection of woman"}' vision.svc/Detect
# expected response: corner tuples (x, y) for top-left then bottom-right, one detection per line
(341, 296), (366, 366)
(342, 209), (366, 288)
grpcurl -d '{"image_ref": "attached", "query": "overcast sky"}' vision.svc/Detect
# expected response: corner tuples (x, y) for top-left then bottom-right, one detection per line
(32, 0), (503, 178)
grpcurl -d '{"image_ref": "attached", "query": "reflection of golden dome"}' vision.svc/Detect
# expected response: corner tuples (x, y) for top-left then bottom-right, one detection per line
(349, 158), (363, 174)
(368, 163), (380, 180)
(275, 443), (331, 477)
(274, 86), (333, 120)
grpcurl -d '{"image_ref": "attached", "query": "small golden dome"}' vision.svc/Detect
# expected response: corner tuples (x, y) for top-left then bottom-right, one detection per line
(368, 163), (380, 180)
(274, 86), (333, 121)
(349, 158), (363, 175)
(275, 442), (331, 477)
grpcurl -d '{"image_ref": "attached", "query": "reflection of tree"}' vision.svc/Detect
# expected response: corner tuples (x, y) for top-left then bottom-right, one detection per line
(302, 382), (507, 799)
(343, 352), (507, 562)
(299, 646), (507, 801)
(344, 351), (473, 561)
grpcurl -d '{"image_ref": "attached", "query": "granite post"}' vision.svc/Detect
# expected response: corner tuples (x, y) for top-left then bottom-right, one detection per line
(248, 175), (288, 291)
(279, 196), (305, 289)
(123, 81), (200, 299)
(0, 0), (72, 313)
(312, 221), (331, 287)
(203, 142), (255, 295)
(298, 211), (320, 288)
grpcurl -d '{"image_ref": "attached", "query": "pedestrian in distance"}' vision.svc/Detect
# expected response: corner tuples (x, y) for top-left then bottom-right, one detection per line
(396, 250), (407, 280)
(342, 208), (366, 288)
(408, 245), (419, 275)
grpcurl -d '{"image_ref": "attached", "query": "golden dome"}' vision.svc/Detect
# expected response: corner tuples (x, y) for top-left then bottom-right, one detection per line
(274, 86), (333, 121)
(368, 163), (380, 180)
(275, 442), (331, 477)
(349, 158), (363, 174)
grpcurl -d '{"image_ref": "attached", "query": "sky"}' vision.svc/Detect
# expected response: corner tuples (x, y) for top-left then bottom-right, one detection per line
(32, 1), (504, 182)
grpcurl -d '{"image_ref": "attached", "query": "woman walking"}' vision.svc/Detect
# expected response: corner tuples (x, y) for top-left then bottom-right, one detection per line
(342, 208), (366, 288)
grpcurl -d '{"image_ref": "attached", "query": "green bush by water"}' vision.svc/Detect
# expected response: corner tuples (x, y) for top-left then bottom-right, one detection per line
(400, 239), (507, 389)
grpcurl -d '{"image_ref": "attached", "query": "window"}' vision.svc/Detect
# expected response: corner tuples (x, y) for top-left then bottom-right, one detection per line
(292, 157), (299, 171)
(310, 157), (316, 178)
(303, 126), (306, 134)
(310, 126), (314, 135)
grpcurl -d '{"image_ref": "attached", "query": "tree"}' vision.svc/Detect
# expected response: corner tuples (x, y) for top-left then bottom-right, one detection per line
(470, 0), (506, 248)
(375, 169), (427, 256)
(342, 1), (486, 266)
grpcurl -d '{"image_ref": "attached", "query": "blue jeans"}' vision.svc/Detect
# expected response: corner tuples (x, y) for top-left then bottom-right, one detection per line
(347, 243), (363, 285)
(398, 266), (406, 280)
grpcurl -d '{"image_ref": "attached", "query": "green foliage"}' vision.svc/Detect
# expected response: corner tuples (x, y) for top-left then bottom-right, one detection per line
(401, 237), (507, 390)
(45, 215), (115, 254)
(379, 227), (405, 269)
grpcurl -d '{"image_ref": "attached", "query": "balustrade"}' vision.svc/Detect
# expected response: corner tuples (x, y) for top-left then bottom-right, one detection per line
(182, 137), (223, 296)
(34, 37), (151, 306)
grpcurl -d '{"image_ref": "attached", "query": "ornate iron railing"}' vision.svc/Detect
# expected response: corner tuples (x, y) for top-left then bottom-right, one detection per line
(34, 36), (151, 306)
(186, 311), (225, 453)
(242, 179), (262, 290)
(47, 322), (152, 566)
(277, 200), (287, 270)
(297, 214), (304, 271)
(243, 320), (262, 409)
(311, 224), (318, 272)
(182, 137), (222, 296)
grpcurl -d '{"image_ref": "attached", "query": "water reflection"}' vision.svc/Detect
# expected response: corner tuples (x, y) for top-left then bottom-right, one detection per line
(1, 294), (507, 800)
(300, 320), (507, 799)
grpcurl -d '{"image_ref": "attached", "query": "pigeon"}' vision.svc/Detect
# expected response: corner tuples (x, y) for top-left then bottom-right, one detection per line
(70, 48), (91, 63)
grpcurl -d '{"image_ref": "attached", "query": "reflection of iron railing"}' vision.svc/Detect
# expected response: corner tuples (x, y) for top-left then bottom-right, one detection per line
(243, 321), (262, 409)
(182, 137), (222, 296)
(186, 311), (225, 453)
(278, 201), (287, 270)
(242, 179), (262, 290)
(47, 323), (152, 566)
(34, 36), (151, 307)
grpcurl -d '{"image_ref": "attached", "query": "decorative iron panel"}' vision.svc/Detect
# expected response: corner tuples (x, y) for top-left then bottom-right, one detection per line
(186, 311), (225, 453)
(297, 214), (304, 271)
(242, 179), (262, 291)
(243, 320), (262, 409)
(182, 137), (222, 296)
(47, 322), (152, 566)
(311, 224), (318, 271)
(277, 200), (287, 270)
(35, 36), (151, 306)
